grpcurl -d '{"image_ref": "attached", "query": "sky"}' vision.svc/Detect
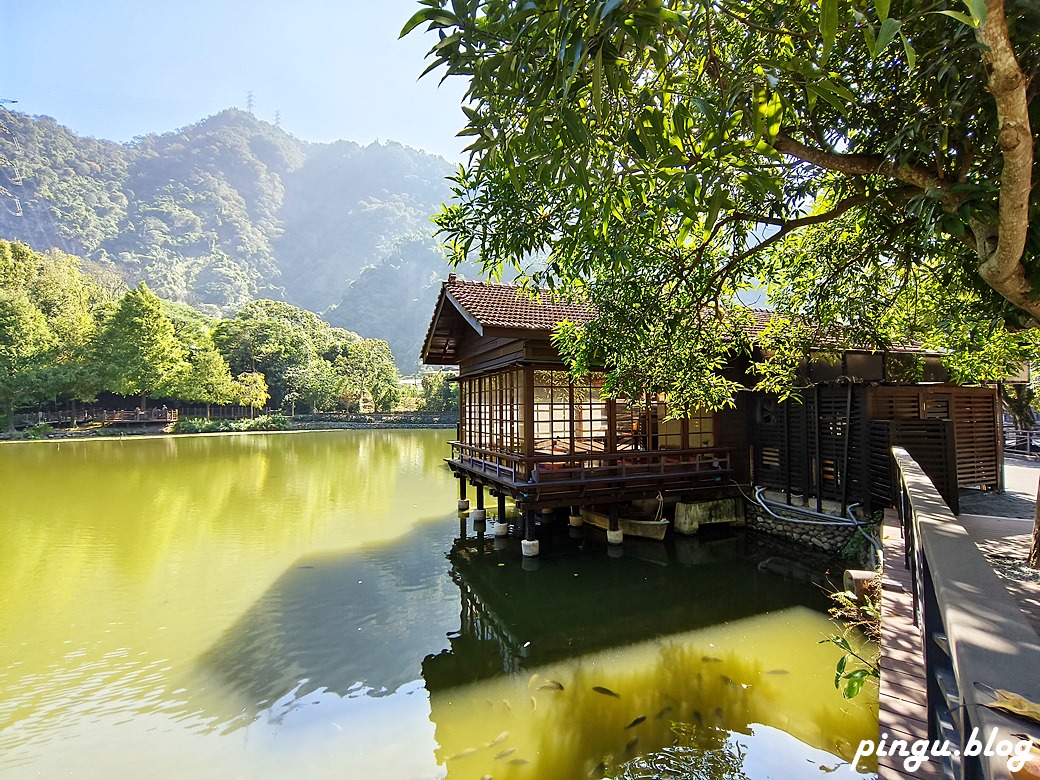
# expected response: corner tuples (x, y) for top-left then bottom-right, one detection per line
(0, 1), (470, 161)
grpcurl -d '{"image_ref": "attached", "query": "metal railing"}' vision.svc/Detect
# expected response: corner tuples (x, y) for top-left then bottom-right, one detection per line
(893, 446), (1040, 779)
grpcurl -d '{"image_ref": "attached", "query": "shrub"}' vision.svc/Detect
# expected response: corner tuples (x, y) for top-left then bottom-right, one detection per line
(24, 423), (53, 440)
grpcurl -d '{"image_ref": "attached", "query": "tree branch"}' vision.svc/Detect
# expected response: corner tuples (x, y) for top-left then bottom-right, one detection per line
(973, 0), (1036, 316)
(772, 132), (960, 209)
(731, 194), (869, 263)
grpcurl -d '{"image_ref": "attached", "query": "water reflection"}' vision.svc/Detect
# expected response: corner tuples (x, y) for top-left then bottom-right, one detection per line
(423, 527), (877, 780)
(0, 432), (876, 779)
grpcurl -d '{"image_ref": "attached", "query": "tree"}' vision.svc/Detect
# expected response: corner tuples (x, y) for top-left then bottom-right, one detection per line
(336, 339), (400, 413)
(232, 371), (270, 418)
(212, 299), (351, 407)
(284, 359), (340, 414)
(97, 282), (184, 409)
(177, 345), (238, 418)
(0, 289), (55, 431)
(419, 370), (459, 413)
(405, 1), (1039, 561)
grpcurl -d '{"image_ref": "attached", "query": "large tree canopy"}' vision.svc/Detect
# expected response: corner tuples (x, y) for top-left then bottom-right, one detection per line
(405, 0), (1038, 405)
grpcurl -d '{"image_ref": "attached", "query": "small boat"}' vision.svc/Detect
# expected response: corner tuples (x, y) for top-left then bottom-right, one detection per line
(580, 506), (669, 541)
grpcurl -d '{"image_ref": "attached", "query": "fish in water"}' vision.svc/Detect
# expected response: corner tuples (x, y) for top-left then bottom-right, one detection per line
(539, 679), (565, 692)
(625, 737), (640, 756)
(529, 673), (539, 688)
(495, 748), (516, 760)
(692, 710), (704, 727)
(721, 675), (735, 686)
(502, 699), (512, 712)
(624, 715), (646, 729)
(655, 706), (673, 720)
(480, 776), (493, 780)
(590, 761), (608, 778)
(593, 686), (620, 698)
(702, 656), (722, 662)
(509, 758), (530, 766)
(448, 748), (477, 761)
(530, 696), (537, 712)
(487, 731), (509, 747)
(766, 669), (789, 675)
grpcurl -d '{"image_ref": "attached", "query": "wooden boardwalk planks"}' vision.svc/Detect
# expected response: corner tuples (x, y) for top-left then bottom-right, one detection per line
(878, 513), (943, 780)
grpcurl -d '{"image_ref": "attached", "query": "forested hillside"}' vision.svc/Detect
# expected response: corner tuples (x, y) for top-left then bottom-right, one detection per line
(0, 108), (456, 370)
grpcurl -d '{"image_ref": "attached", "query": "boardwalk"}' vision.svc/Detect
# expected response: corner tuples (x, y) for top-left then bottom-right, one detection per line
(878, 513), (942, 780)
(879, 457), (1040, 780)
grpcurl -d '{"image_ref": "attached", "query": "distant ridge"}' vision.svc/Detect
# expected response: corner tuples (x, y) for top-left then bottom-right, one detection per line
(0, 107), (458, 370)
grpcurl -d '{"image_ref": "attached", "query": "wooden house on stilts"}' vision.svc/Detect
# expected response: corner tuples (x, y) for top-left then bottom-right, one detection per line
(422, 276), (1004, 550)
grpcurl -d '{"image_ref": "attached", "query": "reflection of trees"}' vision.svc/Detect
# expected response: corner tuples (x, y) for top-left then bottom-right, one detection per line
(0, 430), (456, 687)
(617, 723), (750, 780)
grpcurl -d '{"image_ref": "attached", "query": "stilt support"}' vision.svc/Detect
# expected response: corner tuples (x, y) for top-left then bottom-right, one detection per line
(607, 505), (622, 544)
(497, 493), (507, 523)
(568, 505), (583, 526)
(457, 476), (469, 511)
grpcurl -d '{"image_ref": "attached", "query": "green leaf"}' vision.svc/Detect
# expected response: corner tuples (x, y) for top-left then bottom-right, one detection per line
(400, 7), (459, 37)
(962, 0), (987, 27)
(932, 9), (975, 27)
(876, 0), (890, 23)
(806, 83), (850, 117)
(873, 18), (902, 57)
(819, 0), (838, 63)
(899, 30), (916, 70)
(862, 22), (877, 56)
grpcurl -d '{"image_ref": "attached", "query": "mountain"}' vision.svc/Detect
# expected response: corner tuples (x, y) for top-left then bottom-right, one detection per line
(0, 108), (457, 370)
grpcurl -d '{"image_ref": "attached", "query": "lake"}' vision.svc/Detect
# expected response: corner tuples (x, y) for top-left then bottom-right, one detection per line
(0, 430), (877, 779)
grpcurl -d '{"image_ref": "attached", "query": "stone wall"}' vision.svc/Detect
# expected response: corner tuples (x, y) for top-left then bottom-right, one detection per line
(744, 502), (856, 555)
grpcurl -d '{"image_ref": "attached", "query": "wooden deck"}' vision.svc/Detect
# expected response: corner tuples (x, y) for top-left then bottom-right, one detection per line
(879, 512), (942, 780)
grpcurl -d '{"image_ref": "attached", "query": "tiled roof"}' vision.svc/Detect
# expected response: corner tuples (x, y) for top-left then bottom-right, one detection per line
(444, 276), (594, 330)
(423, 275), (935, 361)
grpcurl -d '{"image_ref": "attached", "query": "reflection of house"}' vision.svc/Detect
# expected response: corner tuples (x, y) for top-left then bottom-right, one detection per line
(422, 530), (809, 690)
(422, 276), (1002, 519)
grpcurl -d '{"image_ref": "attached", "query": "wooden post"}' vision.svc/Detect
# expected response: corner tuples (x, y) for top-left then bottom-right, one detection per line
(608, 503), (619, 532)
(498, 493), (507, 522)
(840, 383), (853, 516)
(814, 385), (823, 514)
(476, 487), (484, 511)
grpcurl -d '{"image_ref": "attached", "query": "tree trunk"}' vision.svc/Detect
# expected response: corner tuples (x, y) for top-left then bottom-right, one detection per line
(140, 393), (148, 412)
(70, 398), (77, 429)
(4, 402), (14, 434)
(206, 402), (211, 420)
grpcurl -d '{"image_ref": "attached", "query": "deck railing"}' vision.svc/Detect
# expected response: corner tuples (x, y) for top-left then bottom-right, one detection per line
(893, 446), (1040, 779)
(13, 409), (179, 427)
(449, 441), (732, 486)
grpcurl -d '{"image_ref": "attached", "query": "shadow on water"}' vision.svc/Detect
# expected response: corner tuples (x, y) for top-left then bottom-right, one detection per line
(194, 517), (875, 779)
(194, 518), (461, 721)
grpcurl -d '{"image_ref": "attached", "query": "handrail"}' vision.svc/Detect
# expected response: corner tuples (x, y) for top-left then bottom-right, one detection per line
(449, 441), (733, 483)
(893, 446), (1040, 779)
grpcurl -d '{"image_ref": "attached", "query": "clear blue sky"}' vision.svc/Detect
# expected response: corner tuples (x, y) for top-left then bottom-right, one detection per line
(0, 0), (469, 161)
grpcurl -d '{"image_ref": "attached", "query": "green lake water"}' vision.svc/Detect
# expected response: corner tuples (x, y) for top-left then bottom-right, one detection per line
(0, 430), (877, 779)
